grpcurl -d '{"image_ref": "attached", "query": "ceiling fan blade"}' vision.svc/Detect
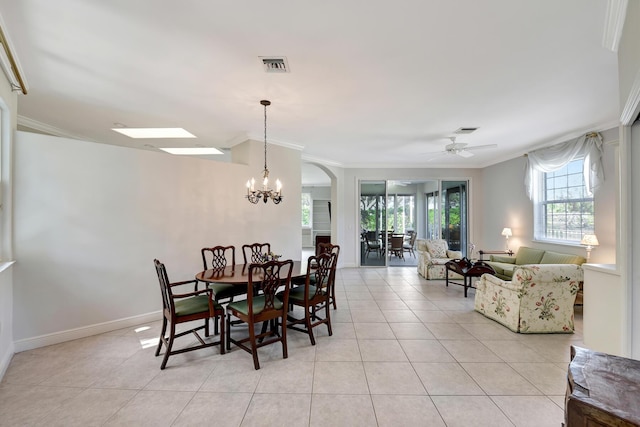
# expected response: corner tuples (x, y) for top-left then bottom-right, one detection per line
(456, 150), (475, 158)
(465, 144), (498, 151)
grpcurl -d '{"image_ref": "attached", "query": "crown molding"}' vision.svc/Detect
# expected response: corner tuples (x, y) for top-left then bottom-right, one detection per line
(620, 68), (640, 126)
(17, 116), (95, 142)
(602, 0), (628, 52)
(301, 154), (343, 168)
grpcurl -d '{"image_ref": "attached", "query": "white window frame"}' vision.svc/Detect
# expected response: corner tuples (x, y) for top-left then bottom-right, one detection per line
(533, 157), (595, 244)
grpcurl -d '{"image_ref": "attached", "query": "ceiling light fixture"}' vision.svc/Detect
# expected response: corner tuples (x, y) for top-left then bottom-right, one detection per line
(112, 128), (196, 139)
(246, 100), (282, 204)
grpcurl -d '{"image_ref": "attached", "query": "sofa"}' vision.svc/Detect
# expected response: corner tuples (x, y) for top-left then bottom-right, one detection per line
(416, 239), (464, 280)
(474, 264), (583, 333)
(485, 246), (586, 280)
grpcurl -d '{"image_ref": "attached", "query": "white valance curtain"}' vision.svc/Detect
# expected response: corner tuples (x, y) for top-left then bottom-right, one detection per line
(524, 132), (604, 200)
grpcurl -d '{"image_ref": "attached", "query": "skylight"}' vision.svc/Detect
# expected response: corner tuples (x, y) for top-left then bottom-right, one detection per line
(112, 128), (196, 138)
(158, 147), (223, 155)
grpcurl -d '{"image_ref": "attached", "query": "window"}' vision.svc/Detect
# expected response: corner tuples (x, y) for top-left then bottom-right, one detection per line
(301, 193), (311, 227)
(534, 158), (594, 242)
(386, 194), (415, 233)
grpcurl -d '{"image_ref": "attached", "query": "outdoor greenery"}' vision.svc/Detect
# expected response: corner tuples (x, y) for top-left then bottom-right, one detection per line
(301, 193), (311, 227)
(360, 195), (385, 232)
(541, 159), (594, 241)
(360, 194), (415, 234)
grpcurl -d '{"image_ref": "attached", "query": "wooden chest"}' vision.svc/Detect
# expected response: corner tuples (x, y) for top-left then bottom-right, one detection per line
(565, 346), (640, 426)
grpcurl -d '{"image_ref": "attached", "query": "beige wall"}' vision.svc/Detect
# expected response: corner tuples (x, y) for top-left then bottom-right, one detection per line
(12, 132), (301, 347)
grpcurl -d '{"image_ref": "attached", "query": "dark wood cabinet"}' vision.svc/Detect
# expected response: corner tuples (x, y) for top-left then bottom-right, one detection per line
(315, 235), (331, 256)
(565, 346), (640, 426)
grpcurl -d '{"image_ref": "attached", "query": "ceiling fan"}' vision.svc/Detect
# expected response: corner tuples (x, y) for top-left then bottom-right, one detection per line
(427, 137), (497, 159)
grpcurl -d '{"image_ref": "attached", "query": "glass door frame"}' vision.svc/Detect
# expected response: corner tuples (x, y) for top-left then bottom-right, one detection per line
(359, 180), (388, 267)
(424, 179), (470, 257)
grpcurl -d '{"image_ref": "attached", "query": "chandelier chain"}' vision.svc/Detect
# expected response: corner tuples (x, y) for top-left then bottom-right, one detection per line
(264, 102), (268, 172)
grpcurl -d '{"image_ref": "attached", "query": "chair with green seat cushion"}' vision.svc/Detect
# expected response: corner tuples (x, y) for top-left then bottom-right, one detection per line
(153, 259), (225, 370)
(293, 242), (340, 309)
(226, 259), (293, 370)
(200, 246), (245, 334)
(317, 242), (340, 309)
(278, 252), (336, 345)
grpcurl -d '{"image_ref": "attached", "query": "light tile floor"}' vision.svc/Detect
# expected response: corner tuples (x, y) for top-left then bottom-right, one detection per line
(0, 267), (582, 426)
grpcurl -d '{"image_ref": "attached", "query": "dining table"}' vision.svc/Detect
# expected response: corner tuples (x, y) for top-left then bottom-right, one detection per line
(196, 260), (308, 289)
(196, 260), (309, 335)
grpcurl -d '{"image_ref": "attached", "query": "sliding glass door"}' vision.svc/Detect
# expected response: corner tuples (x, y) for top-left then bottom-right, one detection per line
(360, 181), (387, 266)
(441, 181), (468, 253)
(423, 180), (469, 255)
(359, 178), (469, 265)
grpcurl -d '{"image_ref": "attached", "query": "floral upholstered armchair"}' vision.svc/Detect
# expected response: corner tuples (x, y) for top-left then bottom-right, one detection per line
(474, 264), (583, 333)
(416, 239), (464, 280)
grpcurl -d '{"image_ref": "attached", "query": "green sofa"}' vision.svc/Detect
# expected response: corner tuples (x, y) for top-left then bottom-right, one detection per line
(485, 246), (586, 280)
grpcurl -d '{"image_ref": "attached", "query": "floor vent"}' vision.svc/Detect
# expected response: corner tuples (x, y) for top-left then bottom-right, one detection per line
(259, 56), (290, 73)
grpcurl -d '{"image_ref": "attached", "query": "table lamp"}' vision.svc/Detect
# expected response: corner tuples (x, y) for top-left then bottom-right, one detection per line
(581, 234), (599, 261)
(501, 228), (512, 251)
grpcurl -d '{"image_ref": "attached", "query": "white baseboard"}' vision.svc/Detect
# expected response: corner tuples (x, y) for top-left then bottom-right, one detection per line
(0, 341), (15, 381)
(13, 311), (162, 353)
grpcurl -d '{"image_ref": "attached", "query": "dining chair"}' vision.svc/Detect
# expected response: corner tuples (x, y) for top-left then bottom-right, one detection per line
(389, 235), (405, 259)
(364, 231), (382, 257)
(317, 242), (340, 309)
(242, 242), (271, 264)
(226, 259), (293, 370)
(403, 232), (417, 258)
(279, 252), (336, 345)
(200, 246), (245, 334)
(153, 259), (225, 370)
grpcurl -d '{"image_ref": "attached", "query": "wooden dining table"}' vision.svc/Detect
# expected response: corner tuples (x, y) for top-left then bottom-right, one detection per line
(196, 260), (307, 288)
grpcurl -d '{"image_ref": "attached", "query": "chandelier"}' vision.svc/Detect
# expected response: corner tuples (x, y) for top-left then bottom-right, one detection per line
(246, 100), (283, 204)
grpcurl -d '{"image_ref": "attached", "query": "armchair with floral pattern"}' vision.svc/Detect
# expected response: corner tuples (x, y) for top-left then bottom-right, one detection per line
(474, 264), (583, 333)
(416, 239), (464, 280)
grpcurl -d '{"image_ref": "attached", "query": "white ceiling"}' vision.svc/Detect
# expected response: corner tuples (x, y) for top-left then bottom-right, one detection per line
(0, 1), (620, 173)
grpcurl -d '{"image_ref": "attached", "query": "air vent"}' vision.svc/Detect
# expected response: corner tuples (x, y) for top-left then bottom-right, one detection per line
(259, 56), (290, 73)
(454, 127), (479, 134)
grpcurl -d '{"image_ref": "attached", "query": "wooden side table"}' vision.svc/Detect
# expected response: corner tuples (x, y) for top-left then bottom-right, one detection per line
(445, 258), (496, 297)
(565, 346), (640, 426)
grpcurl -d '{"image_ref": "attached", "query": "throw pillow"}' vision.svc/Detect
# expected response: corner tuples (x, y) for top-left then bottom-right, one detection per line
(426, 240), (448, 258)
(447, 250), (463, 259)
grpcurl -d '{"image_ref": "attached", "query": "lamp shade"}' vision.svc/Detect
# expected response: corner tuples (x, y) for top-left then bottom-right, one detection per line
(501, 228), (513, 237)
(581, 234), (599, 246)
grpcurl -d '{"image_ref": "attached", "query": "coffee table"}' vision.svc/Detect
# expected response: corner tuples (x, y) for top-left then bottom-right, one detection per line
(445, 258), (496, 297)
